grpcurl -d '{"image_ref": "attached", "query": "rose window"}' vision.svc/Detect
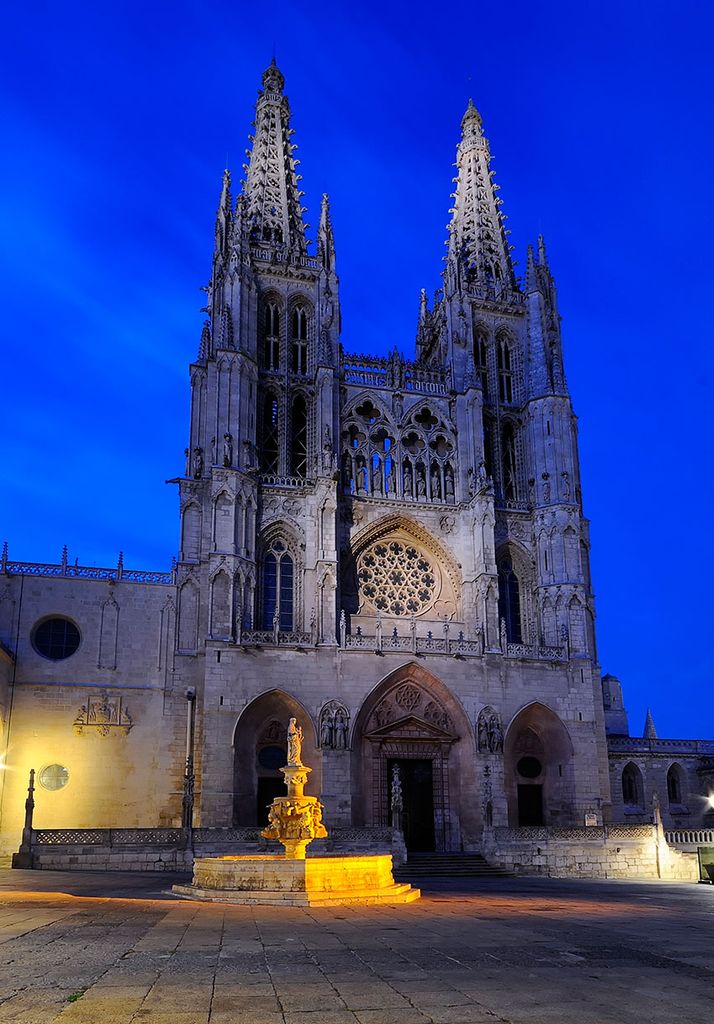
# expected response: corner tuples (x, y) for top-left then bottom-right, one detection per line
(357, 541), (437, 616)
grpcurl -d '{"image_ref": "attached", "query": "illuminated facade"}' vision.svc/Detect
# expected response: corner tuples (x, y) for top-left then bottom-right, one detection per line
(1, 62), (711, 859)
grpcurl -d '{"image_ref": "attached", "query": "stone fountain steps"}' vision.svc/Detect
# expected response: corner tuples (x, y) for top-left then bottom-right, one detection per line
(395, 853), (510, 878)
(173, 881), (420, 906)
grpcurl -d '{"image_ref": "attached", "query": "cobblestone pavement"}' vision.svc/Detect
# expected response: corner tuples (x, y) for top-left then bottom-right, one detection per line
(0, 870), (712, 1023)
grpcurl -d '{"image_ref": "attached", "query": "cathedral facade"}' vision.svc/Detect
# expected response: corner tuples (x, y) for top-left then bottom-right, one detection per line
(0, 63), (710, 860)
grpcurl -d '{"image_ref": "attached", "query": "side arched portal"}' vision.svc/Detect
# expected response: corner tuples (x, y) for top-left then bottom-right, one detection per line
(232, 690), (319, 826)
(351, 662), (477, 852)
(504, 703), (575, 826)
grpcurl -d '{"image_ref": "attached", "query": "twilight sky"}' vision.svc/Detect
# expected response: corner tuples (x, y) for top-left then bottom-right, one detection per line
(2, 1), (713, 738)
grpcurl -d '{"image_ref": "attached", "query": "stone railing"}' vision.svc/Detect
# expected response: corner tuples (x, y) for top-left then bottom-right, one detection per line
(341, 625), (564, 662)
(608, 737), (714, 755)
(341, 353), (450, 396)
(259, 473), (311, 489)
(492, 824), (655, 843)
(666, 828), (714, 850)
(2, 546), (174, 586)
(506, 642), (565, 661)
(18, 824), (406, 871)
(239, 629), (313, 647)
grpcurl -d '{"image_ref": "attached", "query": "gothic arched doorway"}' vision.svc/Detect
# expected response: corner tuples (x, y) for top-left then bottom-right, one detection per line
(232, 690), (319, 826)
(351, 663), (477, 852)
(504, 703), (575, 826)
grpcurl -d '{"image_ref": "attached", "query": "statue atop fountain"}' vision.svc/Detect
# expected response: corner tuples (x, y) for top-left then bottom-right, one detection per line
(260, 717), (327, 859)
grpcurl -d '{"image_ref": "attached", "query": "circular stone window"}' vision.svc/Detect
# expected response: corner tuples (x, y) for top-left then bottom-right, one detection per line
(517, 756), (543, 779)
(258, 745), (286, 771)
(38, 764), (70, 791)
(357, 540), (437, 616)
(32, 617), (81, 660)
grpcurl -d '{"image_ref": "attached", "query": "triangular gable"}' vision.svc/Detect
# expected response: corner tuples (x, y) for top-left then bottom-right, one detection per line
(364, 713), (456, 743)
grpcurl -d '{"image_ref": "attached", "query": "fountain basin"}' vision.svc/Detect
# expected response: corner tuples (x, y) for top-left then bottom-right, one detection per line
(172, 853), (420, 906)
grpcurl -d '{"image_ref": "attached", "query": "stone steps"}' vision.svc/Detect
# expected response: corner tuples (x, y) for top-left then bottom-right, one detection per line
(395, 853), (510, 878)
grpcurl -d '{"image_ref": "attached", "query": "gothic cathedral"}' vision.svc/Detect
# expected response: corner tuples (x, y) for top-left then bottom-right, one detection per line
(1, 62), (709, 861)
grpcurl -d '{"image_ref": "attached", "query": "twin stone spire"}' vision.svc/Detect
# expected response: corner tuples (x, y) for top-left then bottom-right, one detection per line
(210, 61), (546, 316)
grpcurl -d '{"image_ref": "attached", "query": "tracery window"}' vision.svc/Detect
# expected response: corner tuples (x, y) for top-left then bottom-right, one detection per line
(497, 333), (514, 403)
(259, 391), (280, 473)
(262, 301), (280, 370)
(340, 402), (455, 504)
(261, 540), (294, 630)
(290, 394), (308, 477)
(357, 540), (437, 617)
(497, 556), (522, 642)
(291, 304), (309, 375)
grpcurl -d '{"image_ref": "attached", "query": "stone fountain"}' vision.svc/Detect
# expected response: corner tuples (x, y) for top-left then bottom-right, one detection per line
(172, 719), (419, 906)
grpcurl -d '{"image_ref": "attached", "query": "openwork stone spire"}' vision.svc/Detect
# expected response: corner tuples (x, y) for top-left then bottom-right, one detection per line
(447, 99), (516, 294)
(242, 60), (307, 254)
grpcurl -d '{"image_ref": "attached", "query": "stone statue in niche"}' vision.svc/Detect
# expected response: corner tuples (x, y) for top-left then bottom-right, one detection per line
(210, 436), (217, 465)
(287, 718), (304, 766)
(319, 701), (350, 749)
(416, 466), (426, 498)
(488, 713), (503, 753)
(192, 447), (204, 479)
(431, 467), (441, 499)
(542, 472), (551, 504)
(184, 448), (191, 477)
(477, 707), (503, 754)
(403, 464), (413, 497)
(373, 461), (383, 492)
(561, 471), (571, 501)
(223, 433), (233, 468)
(445, 466), (455, 500)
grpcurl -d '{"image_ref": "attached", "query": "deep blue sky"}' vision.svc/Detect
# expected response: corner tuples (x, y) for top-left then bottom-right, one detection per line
(2, 2), (713, 738)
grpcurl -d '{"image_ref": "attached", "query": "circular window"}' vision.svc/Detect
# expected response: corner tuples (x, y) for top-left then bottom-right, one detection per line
(258, 745), (285, 771)
(39, 764), (69, 791)
(517, 756), (542, 779)
(357, 540), (437, 617)
(32, 618), (80, 660)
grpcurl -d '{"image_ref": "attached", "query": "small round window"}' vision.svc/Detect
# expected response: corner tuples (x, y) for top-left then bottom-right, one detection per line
(39, 764), (70, 791)
(517, 756), (543, 779)
(32, 618), (80, 660)
(258, 745), (286, 771)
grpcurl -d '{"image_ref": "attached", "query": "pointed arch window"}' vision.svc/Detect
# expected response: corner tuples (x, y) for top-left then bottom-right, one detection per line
(263, 302), (280, 370)
(667, 764), (686, 807)
(497, 556), (522, 643)
(261, 541), (294, 631)
(290, 394), (308, 477)
(259, 391), (280, 473)
(474, 326), (489, 397)
(291, 305), (309, 375)
(622, 763), (644, 807)
(497, 334), (514, 403)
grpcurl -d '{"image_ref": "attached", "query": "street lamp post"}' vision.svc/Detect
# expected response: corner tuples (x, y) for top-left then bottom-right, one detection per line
(181, 689), (197, 848)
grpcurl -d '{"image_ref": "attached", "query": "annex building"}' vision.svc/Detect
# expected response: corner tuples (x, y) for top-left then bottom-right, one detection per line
(1, 62), (712, 869)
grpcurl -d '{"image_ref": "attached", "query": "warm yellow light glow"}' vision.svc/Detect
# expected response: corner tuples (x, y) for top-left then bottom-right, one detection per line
(707, 793), (714, 809)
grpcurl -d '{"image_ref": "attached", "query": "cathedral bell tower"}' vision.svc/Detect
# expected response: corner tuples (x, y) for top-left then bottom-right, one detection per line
(176, 61), (341, 652)
(415, 98), (595, 660)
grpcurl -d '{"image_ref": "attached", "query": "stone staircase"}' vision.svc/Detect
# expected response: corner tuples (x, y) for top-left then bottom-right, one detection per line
(394, 852), (510, 879)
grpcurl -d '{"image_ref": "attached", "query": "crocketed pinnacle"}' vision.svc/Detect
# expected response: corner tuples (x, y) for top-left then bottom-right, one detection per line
(214, 168), (232, 262)
(643, 708), (658, 739)
(447, 98), (516, 292)
(318, 193), (336, 273)
(242, 61), (307, 254)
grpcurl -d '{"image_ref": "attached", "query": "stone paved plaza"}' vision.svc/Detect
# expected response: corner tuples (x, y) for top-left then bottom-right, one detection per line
(0, 871), (711, 1023)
